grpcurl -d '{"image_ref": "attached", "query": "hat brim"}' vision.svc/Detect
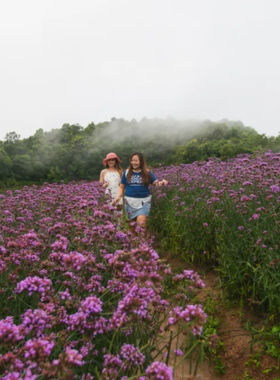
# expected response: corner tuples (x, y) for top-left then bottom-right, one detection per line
(103, 157), (122, 166)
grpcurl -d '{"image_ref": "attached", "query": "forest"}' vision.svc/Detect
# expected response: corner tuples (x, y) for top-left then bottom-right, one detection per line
(1, 117), (280, 187)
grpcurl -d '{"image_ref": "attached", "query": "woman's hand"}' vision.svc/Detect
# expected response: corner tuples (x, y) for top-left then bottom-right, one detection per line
(112, 196), (121, 206)
(103, 181), (109, 188)
(157, 179), (168, 187)
(113, 184), (124, 205)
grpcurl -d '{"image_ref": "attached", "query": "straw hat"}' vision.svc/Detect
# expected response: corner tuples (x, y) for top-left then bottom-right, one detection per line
(103, 152), (122, 166)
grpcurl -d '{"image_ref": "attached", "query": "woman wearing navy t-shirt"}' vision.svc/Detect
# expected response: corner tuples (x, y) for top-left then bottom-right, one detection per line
(113, 152), (167, 237)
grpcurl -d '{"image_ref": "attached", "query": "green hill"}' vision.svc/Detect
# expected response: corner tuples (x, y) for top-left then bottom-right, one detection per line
(0, 118), (279, 187)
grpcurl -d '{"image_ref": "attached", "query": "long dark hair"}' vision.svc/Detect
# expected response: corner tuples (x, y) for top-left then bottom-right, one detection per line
(127, 152), (151, 185)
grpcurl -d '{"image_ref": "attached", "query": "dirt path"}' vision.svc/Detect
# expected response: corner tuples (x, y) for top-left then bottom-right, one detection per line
(161, 254), (280, 380)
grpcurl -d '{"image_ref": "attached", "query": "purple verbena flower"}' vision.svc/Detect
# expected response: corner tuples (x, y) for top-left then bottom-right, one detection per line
(15, 276), (52, 297)
(121, 344), (145, 367)
(145, 361), (173, 380)
(0, 317), (24, 344)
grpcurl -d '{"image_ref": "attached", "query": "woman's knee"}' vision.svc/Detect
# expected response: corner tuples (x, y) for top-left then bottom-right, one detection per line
(137, 216), (147, 226)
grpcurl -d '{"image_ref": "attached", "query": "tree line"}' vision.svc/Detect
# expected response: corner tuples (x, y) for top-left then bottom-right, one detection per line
(170, 123), (280, 164)
(0, 118), (279, 187)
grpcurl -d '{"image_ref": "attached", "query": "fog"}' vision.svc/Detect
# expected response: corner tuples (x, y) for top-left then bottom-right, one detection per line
(94, 117), (245, 145)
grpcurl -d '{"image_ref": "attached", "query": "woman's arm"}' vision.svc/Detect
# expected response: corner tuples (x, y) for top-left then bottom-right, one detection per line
(100, 170), (108, 187)
(153, 179), (168, 187)
(100, 170), (105, 184)
(112, 184), (125, 205)
(149, 170), (168, 187)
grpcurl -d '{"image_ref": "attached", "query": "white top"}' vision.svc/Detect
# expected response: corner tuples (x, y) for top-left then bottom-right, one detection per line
(104, 171), (122, 205)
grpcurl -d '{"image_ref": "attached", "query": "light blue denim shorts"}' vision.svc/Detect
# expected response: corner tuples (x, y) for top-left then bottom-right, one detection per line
(125, 202), (151, 220)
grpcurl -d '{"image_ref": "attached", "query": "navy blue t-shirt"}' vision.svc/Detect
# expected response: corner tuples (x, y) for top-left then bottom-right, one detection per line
(121, 170), (157, 198)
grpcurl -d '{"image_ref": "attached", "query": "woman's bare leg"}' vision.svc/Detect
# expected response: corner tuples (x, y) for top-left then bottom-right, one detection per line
(115, 204), (123, 229)
(127, 218), (137, 239)
(136, 215), (148, 239)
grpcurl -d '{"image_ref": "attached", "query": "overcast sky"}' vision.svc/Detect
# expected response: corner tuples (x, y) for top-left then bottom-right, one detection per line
(0, 0), (279, 140)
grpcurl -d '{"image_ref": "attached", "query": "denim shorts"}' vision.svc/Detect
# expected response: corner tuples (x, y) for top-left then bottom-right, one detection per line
(125, 202), (151, 220)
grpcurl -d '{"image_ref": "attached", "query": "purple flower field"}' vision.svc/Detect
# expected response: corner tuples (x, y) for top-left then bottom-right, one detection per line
(0, 181), (206, 379)
(151, 152), (280, 312)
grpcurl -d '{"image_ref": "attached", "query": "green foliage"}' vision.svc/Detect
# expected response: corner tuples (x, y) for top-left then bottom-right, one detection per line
(171, 124), (280, 164)
(0, 119), (279, 184)
(5, 131), (21, 142)
(240, 371), (256, 380)
(12, 154), (33, 179)
(0, 148), (12, 179)
(199, 293), (227, 375)
(262, 325), (280, 361)
(214, 356), (226, 374)
(149, 154), (280, 313)
(47, 166), (62, 182)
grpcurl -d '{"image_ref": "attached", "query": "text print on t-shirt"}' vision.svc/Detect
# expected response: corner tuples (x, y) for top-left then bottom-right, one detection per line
(130, 174), (143, 185)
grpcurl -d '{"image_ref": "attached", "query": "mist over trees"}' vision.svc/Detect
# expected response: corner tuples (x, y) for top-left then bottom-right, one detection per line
(0, 117), (279, 187)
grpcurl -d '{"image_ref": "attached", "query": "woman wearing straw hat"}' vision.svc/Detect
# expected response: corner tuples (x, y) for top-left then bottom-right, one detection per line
(100, 152), (123, 207)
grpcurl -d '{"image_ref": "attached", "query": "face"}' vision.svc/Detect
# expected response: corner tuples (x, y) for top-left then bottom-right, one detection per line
(107, 159), (116, 167)
(131, 155), (140, 170)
